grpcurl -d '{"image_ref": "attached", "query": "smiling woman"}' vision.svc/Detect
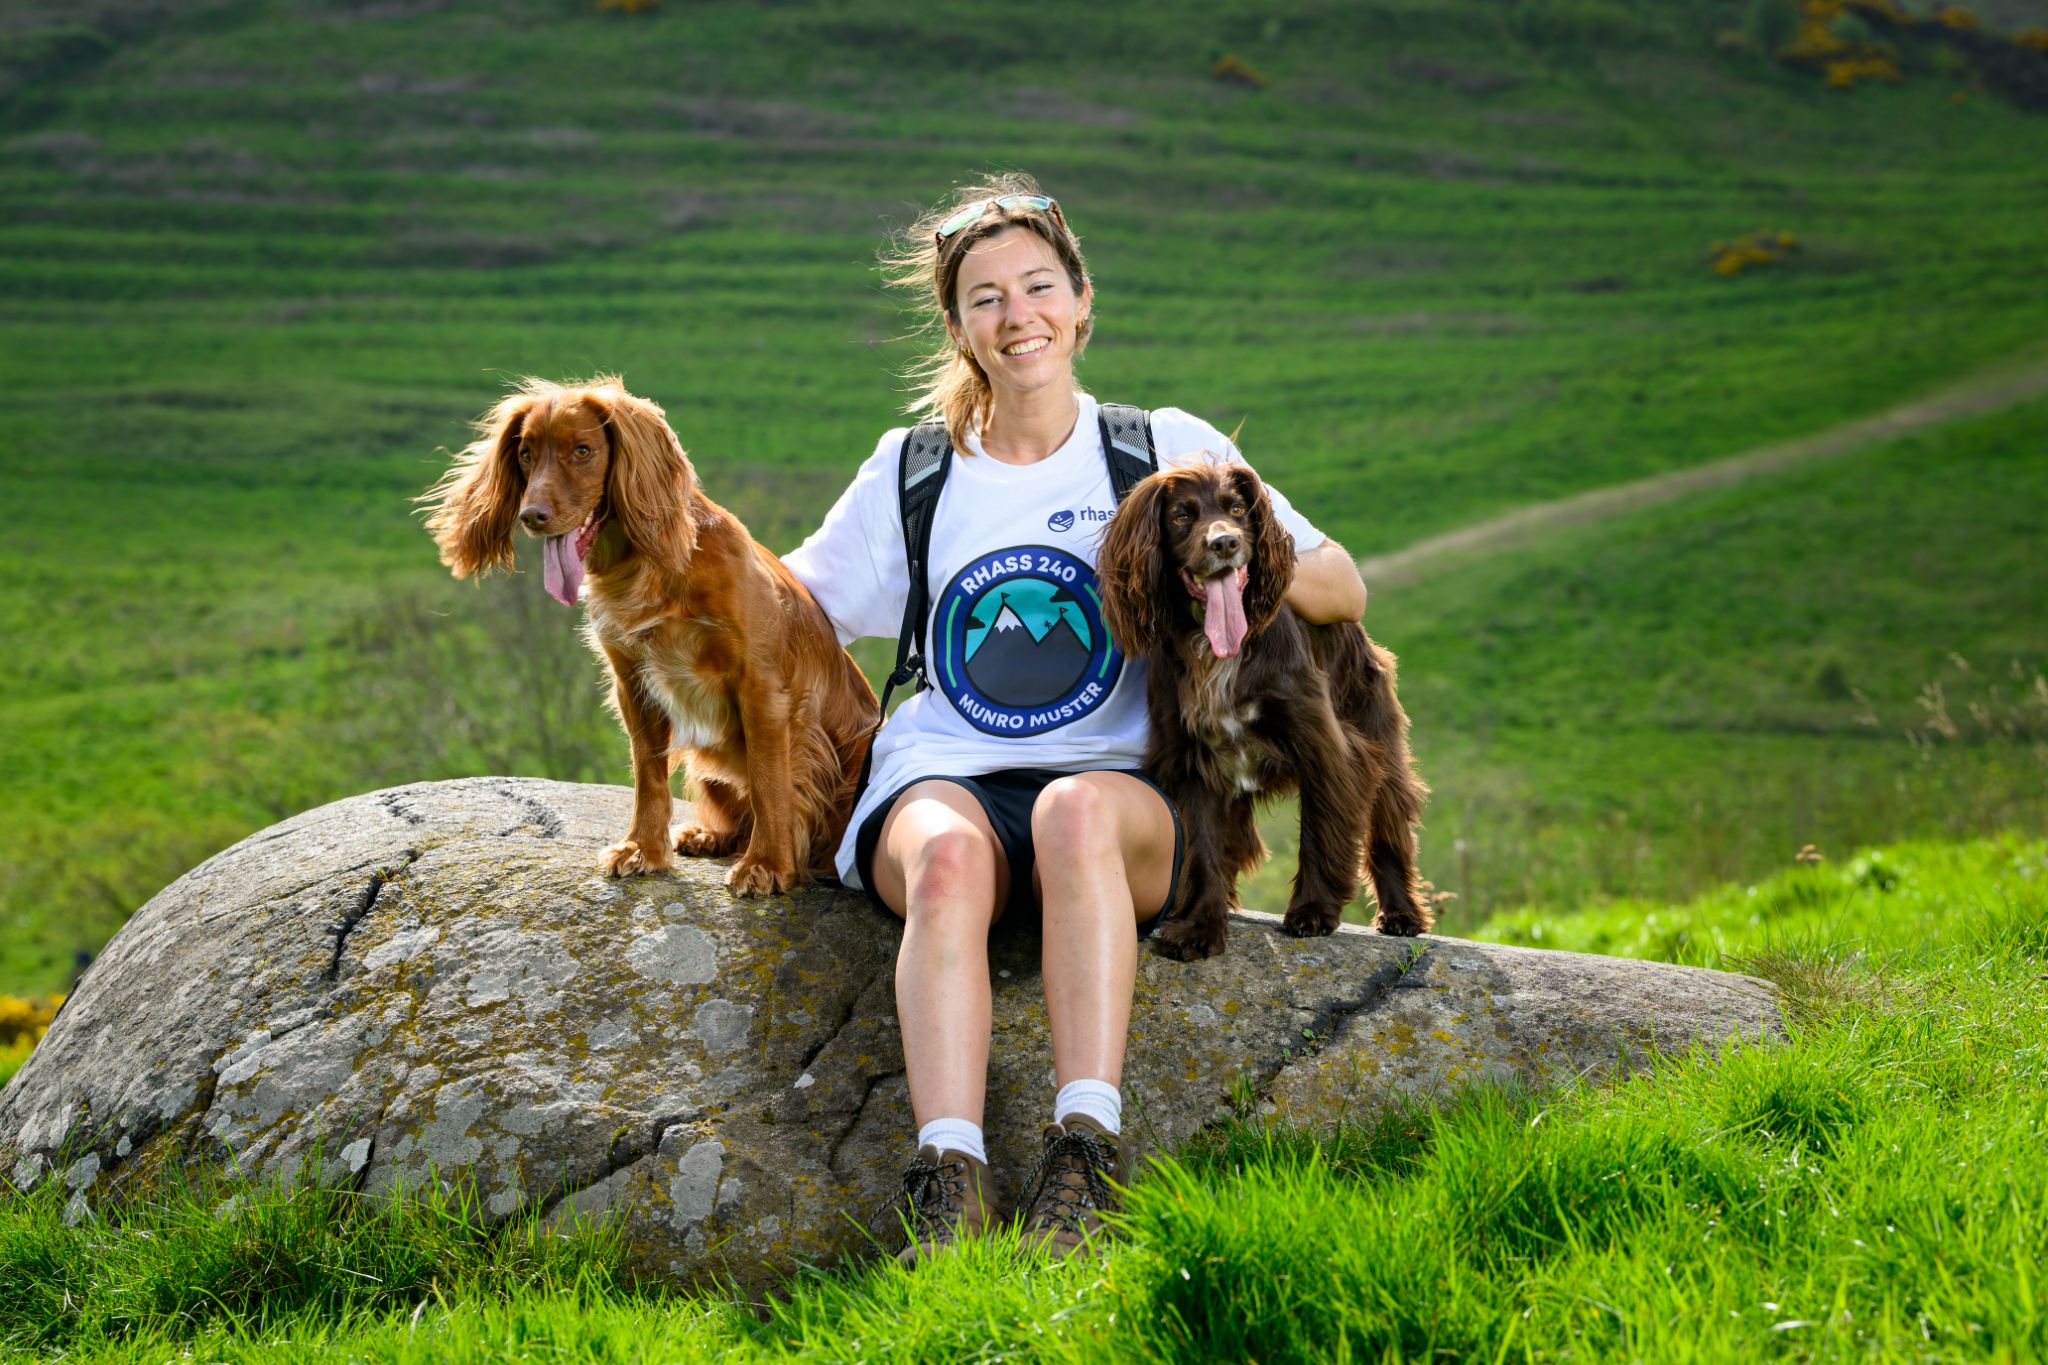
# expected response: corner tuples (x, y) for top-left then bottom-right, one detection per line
(881, 180), (1096, 452)
(778, 173), (1365, 1267)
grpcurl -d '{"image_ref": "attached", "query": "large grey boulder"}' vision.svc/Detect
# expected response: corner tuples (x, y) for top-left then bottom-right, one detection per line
(0, 778), (1780, 1285)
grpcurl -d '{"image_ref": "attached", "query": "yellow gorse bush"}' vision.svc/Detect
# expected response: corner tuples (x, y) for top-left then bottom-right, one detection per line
(0, 993), (63, 1047)
(1708, 230), (1802, 277)
(1779, 0), (1905, 89)
(1774, 0), (2047, 97)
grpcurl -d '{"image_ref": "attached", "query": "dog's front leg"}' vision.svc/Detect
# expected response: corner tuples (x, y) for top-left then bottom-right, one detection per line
(599, 646), (678, 877)
(1155, 783), (1242, 962)
(726, 677), (800, 896)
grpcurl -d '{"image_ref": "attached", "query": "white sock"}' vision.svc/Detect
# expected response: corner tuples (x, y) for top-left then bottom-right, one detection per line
(917, 1118), (987, 1164)
(1054, 1079), (1122, 1135)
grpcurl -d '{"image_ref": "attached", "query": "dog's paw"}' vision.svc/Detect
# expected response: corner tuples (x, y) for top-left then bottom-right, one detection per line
(599, 839), (674, 877)
(675, 824), (741, 858)
(726, 855), (798, 897)
(1153, 915), (1227, 962)
(1282, 902), (1344, 938)
(1371, 907), (1430, 937)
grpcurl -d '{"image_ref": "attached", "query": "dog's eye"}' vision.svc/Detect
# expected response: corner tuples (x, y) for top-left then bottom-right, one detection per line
(1227, 501), (1247, 516)
(574, 445), (591, 460)
(517, 448), (532, 466)
(1172, 509), (1193, 526)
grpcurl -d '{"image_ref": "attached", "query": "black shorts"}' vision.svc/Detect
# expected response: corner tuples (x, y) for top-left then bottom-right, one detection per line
(854, 768), (1183, 939)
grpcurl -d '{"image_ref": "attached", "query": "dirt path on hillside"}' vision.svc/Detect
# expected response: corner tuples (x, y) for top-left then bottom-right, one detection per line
(1356, 354), (2048, 590)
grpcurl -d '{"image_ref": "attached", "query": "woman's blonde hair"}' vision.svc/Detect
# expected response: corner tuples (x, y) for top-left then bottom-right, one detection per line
(882, 172), (1093, 451)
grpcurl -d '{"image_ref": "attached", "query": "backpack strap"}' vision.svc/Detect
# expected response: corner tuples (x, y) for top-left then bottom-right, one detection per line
(1097, 402), (1158, 502)
(854, 419), (953, 795)
(894, 419), (953, 703)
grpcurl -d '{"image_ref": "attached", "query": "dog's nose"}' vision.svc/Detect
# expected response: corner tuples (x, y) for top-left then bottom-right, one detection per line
(519, 505), (551, 532)
(1208, 530), (1241, 559)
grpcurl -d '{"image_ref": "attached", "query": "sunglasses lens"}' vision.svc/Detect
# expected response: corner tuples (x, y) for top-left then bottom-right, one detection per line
(935, 196), (1059, 241)
(936, 203), (985, 240)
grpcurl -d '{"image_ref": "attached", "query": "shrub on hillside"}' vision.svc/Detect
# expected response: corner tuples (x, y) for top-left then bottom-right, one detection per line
(0, 994), (62, 1086)
(0, 995), (59, 1049)
(1708, 229), (1802, 275)
(1771, 0), (2048, 103)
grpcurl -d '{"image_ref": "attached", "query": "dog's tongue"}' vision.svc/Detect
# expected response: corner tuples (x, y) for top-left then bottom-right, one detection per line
(543, 534), (584, 607)
(1203, 570), (1248, 658)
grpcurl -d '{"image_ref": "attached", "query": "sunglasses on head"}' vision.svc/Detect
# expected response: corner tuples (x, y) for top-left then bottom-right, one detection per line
(934, 194), (1063, 244)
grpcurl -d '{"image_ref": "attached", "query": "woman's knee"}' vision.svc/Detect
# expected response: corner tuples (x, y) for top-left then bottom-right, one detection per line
(903, 825), (999, 909)
(877, 795), (1004, 925)
(1032, 774), (1133, 857)
(1032, 774), (1176, 912)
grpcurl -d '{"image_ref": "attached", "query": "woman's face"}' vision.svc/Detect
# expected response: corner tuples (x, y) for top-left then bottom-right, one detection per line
(948, 226), (1091, 402)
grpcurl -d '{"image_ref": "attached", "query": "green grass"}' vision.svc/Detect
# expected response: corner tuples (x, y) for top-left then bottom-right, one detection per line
(0, 1157), (643, 1358)
(6, 834), (2043, 1362)
(4, 0), (2047, 993)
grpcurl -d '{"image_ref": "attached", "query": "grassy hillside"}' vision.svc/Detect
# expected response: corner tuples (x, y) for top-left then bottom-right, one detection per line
(1240, 392), (2048, 922)
(5, 835), (2043, 1362)
(3, 0), (2048, 990)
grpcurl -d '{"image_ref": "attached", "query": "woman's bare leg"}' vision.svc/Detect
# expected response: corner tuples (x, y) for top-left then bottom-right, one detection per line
(1030, 772), (1177, 1090)
(870, 781), (1010, 1129)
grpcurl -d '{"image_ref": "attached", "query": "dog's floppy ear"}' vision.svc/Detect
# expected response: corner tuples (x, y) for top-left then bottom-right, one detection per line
(1232, 463), (1295, 632)
(1098, 469), (1175, 657)
(421, 388), (537, 578)
(589, 383), (697, 579)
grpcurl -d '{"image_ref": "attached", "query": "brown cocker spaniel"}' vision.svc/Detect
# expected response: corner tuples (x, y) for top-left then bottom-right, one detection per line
(1098, 461), (1429, 960)
(421, 376), (877, 894)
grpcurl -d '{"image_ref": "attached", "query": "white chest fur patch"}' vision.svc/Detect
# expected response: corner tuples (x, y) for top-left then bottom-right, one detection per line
(1182, 658), (1266, 794)
(636, 658), (731, 755)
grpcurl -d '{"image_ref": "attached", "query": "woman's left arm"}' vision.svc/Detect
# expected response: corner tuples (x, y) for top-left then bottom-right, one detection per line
(1286, 539), (1367, 624)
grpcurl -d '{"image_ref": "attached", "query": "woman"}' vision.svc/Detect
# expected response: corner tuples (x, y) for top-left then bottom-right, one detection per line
(782, 175), (1365, 1263)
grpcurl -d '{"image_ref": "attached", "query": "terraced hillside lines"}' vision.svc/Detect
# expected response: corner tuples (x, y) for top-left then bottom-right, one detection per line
(1358, 350), (2048, 590)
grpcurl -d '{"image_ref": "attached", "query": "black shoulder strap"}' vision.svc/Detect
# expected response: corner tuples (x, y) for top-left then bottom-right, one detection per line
(855, 420), (952, 796)
(894, 419), (953, 704)
(1097, 402), (1158, 502)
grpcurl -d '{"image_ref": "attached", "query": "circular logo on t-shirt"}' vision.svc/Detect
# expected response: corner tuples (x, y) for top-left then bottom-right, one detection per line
(1047, 509), (1076, 532)
(933, 544), (1123, 736)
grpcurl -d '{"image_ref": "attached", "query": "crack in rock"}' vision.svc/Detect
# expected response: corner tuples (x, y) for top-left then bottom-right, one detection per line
(798, 985), (865, 1072)
(1242, 933), (1430, 1105)
(377, 792), (428, 827)
(494, 785), (564, 838)
(225, 854), (400, 920)
(325, 851), (421, 981)
(827, 1070), (904, 1175)
(528, 1109), (700, 1224)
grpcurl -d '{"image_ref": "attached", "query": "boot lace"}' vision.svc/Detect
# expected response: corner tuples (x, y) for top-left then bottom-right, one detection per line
(888, 1151), (968, 1244)
(1024, 1126), (1118, 1236)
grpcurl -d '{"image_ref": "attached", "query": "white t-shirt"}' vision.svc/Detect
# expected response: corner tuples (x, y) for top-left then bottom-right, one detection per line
(783, 392), (1325, 887)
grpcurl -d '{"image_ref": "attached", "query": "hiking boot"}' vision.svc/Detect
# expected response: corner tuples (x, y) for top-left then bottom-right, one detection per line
(890, 1145), (997, 1267)
(1020, 1114), (1126, 1258)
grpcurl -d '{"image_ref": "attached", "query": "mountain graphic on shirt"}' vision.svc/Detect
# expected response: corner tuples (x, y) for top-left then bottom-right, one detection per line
(964, 594), (1091, 708)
